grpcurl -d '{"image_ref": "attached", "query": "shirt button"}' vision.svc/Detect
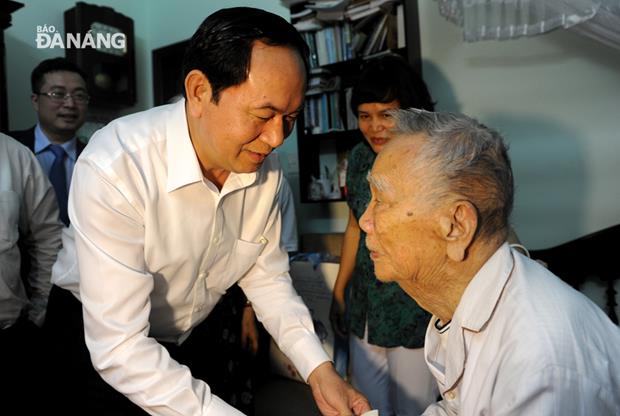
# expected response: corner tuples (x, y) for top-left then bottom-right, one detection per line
(212, 237), (219, 244)
(445, 391), (456, 400)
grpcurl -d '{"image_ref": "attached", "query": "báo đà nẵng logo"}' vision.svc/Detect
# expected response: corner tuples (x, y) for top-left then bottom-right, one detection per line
(35, 23), (127, 56)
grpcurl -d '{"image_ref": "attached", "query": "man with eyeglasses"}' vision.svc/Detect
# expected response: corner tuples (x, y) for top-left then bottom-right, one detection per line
(9, 57), (89, 227)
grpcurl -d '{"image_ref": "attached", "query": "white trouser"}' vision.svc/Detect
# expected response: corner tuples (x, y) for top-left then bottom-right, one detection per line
(349, 327), (438, 416)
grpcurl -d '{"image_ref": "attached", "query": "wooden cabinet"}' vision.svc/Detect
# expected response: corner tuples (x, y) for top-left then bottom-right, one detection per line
(286, 0), (421, 203)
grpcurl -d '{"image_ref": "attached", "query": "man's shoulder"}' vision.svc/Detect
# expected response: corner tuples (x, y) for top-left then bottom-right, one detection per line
(84, 103), (180, 161)
(489, 254), (619, 357)
(0, 132), (38, 166)
(7, 126), (36, 150)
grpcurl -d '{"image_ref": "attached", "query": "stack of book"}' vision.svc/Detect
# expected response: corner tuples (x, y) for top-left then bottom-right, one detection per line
(289, 0), (405, 66)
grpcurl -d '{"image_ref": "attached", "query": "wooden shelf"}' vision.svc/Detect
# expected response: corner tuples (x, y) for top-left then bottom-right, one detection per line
(287, 0), (421, 204)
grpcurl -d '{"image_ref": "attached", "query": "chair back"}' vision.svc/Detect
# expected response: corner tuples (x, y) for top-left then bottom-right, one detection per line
(529, 224), (619, 325)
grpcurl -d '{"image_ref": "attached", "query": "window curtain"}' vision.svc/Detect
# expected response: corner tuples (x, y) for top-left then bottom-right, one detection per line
(435, 0), (620, 50)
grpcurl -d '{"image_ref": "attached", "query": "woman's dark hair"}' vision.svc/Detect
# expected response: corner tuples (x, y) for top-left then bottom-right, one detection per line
(350, 53), (435, 115)
(182, 7), (309, 103)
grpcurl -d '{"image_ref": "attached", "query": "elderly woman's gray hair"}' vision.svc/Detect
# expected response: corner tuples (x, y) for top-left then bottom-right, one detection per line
(392, 109), (514, 240)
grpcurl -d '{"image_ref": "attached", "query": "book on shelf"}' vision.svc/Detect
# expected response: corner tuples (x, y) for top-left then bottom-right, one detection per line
(291, 0), (404, 64)
(307, 72), (341, 95)
(294, 16), (323, 32)
(304, 90), (345, 134)
(344, 87), (358, 130)
(316, 9), (347, 21)
(281, 0), (307, 7)
(291, 8), (314, 19)
(302, 32), (320, 67)
(345, 0), (399, 20)
(306, 0), (349, 10)
(396, 2), (405, 48)
(346, 5), (381, 21)
(361, 12), (388, 55)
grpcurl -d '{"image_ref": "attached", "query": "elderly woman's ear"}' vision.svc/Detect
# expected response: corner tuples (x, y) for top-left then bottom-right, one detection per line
(439, 200), (477, 262)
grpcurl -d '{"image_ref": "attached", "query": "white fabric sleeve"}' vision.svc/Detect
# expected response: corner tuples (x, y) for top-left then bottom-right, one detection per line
(421, 401), (452, 416)
(238, 177), (330, 382)
(19, 149), (62, 326)
(70, 158), (242, 416)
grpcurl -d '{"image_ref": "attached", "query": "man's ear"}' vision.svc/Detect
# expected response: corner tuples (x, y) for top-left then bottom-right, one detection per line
(184, 69), (211, 118)
(31, 93), (39, 112)
(438, 200), (478, 262)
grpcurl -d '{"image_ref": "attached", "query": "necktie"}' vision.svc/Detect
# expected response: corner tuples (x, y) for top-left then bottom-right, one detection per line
(48, 144), (69, 226)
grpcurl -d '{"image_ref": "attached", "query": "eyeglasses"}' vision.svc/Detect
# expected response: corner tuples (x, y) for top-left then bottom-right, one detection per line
(36, 91), (90, 105)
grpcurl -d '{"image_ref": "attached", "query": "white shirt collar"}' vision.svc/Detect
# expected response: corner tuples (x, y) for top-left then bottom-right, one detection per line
(165, 99), (258, 193)
(453, 242), (514, 332)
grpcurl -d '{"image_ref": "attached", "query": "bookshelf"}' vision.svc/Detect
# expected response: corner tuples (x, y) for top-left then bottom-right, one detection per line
(287, 0), (421, 203)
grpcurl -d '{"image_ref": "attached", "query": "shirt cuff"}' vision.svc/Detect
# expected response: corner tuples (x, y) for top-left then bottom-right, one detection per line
(286, 335), (332, 382)
(205, 395), (246, 415)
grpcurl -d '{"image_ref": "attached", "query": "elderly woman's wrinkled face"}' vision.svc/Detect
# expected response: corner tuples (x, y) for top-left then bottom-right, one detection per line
(359, 137), (443, 287)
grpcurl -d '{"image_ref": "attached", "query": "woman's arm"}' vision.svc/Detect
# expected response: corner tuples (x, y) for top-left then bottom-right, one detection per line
(329, 208), (361, 339)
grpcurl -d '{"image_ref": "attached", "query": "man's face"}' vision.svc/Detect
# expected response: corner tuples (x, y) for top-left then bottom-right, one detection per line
(192, 41), (306, 174)
(32, 70), (88, 142)
(359, 137), (445, 287)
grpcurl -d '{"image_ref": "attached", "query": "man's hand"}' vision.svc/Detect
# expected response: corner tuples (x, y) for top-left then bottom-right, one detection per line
(307, 362), (370, 416)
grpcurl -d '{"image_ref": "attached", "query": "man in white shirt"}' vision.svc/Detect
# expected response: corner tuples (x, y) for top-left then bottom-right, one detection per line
(48, 7), (370, 416)
(0, 133), (63, 413)
(358, 109), (620, 415)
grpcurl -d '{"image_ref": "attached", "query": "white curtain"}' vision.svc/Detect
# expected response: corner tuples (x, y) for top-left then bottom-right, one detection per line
(436, 0), (620, 50)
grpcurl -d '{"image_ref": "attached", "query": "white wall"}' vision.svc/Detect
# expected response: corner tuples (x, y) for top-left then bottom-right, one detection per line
(416, 3), (620, 318)
(418, 2), (620, 250)
(5, 0), (318, 236)
(6, 1), (618, 313)
(8, 2), (619, 245)
(5, 0), (291, 131)
(296, 3), (620, 252)
(5, 0), (150, 131)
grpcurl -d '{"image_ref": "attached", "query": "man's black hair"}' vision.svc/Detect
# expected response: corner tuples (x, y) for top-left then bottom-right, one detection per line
(182, 7), (309, 103)
(31, 57), (87, 93)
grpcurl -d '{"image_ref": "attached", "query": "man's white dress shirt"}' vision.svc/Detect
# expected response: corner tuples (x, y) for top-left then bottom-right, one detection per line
(52, 100), (330, 415)
(0, 133), (62, 328)
(423, 243), (620, 415)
